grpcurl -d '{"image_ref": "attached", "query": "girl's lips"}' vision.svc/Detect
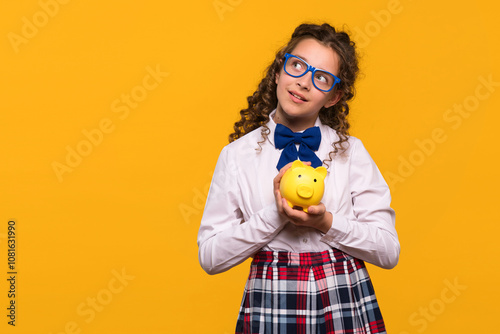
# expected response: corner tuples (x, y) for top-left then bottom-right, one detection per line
(289, 90), (307, 103)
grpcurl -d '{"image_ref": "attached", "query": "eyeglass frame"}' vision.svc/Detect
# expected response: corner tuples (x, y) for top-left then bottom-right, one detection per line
(282, 53), (341, 92)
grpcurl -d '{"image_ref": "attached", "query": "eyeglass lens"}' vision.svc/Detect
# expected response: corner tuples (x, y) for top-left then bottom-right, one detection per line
(285, 56), (336, 91)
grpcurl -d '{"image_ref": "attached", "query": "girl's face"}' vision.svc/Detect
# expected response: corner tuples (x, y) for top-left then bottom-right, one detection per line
(274, 38), (342, 131)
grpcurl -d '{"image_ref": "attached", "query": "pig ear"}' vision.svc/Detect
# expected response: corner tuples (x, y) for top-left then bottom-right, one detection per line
(292, 160), (305, 169)
(315, 166), (327, 179)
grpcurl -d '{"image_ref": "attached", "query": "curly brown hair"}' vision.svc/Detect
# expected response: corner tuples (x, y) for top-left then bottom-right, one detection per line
(228, 23), (359, 161)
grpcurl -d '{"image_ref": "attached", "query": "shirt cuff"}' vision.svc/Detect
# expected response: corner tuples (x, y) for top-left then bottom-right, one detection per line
(320, 214), (350, 247)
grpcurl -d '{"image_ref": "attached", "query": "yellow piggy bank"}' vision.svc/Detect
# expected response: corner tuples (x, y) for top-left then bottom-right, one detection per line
(279, 160), (328, 213)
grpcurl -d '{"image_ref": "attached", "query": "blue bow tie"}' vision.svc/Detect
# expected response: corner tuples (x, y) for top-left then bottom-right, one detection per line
(274, 123), (322, 170)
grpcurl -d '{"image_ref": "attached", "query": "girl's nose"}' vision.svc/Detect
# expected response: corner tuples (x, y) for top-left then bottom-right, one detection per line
(297, 72), (312, 90)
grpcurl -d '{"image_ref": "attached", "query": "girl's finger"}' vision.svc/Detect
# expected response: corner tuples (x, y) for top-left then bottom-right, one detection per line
(273, 162), (293, 191)
(306, 203), (326, 215)
(274, 190), (283, 212)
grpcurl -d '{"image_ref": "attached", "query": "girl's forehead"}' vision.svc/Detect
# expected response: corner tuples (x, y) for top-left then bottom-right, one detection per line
(291, 38), (340, 74)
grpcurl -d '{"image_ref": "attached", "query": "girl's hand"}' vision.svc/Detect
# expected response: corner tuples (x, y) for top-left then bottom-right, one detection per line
(280, 198), (333, 234)
(273, 162), (333, 234)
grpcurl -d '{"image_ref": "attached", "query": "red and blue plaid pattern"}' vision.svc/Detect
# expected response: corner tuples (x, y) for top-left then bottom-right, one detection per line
(235, 249), (386, 334)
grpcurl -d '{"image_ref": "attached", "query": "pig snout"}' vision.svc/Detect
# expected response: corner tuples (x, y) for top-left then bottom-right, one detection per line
(296, 184), (314, 199)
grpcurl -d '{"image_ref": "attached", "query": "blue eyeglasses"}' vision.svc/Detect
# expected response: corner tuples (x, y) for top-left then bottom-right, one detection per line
(283, 53), (341, 92)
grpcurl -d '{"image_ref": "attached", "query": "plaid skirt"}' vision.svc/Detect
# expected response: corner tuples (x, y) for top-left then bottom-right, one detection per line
(235, 249), (386, 334)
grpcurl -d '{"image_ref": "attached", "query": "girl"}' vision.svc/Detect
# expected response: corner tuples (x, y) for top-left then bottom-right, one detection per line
(198, 23), (400, 334)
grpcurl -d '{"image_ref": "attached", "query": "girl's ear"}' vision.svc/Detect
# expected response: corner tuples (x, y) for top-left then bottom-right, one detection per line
(324, 90), (343, 108)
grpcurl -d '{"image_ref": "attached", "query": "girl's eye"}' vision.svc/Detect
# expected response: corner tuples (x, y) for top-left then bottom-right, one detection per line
(315, 73), (329, 84)
(293, 62), (302, 70)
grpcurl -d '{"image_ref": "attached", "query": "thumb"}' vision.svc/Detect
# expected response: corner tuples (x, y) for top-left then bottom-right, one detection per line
(307, 206), (316, 214)
(307, 203), (325, 215)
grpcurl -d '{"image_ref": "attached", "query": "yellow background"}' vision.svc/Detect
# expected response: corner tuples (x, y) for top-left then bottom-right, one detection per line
(1, 0), (499, 333)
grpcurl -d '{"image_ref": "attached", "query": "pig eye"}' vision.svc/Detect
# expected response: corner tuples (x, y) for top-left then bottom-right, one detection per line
(298, 175), (302, 178)
(314, 179), (317, 182)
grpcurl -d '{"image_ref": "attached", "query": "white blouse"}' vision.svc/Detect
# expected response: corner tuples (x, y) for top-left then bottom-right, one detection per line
(198, 113), (400, 275)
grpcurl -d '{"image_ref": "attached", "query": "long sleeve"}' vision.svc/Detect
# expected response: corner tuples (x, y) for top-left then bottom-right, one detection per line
(197, 146), (288, 275)
(320, 139), (400, 269)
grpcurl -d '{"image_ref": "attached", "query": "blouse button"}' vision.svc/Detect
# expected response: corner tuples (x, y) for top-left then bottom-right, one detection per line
(302, 238), (308, 244)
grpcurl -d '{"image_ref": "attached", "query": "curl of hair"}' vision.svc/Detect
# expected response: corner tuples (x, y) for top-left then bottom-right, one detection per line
(229, 23), (359, 163)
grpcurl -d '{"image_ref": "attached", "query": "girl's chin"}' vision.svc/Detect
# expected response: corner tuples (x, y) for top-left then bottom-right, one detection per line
(275, 107), (318, 129)
(278, 105), (318, 119)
